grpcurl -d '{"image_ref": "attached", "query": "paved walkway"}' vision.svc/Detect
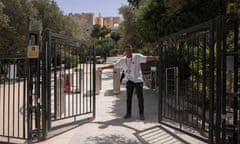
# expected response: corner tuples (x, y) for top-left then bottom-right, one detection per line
(37, 69), (206, 144)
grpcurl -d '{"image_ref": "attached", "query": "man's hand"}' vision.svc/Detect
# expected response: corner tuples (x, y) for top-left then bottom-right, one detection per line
(97, 67), (103, 72)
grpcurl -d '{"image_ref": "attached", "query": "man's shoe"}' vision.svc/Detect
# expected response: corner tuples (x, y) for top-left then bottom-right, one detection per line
(139, 114), (145, 120)
(124, 114), (131, 119)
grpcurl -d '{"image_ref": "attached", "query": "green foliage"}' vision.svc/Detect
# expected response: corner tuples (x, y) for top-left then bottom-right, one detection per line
(32, 0), (63, 32)
(110, 31), (121, 51)
(136, 0), (167, 42)
(95, 39), (115, 58)
(91, 24), (111, 40)
(0, 0), (40, 54)
(119, 5), (143, 49)
(0, 2), (9, 28)
(61, 15), (81, 38)
(120, 0), (229, 48)
(128, 0), (141, 8)
(64, 54), (80, 69)
(32, 0), (81, 37)
(90, 25), (114, 57)
(110, 32), (121, 43)
(91, 24), (101, 39)
(0, 0), (81, 55)
(100, 26), (111, 38)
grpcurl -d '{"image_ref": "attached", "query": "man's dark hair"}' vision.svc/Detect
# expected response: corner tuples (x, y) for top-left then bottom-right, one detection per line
(125, 44), (132, 49)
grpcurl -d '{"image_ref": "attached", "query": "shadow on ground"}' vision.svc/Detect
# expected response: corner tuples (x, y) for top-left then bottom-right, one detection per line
(135, 125), (192, 144)
(85, 134), (139, 144)
(103, 86), (159, 123)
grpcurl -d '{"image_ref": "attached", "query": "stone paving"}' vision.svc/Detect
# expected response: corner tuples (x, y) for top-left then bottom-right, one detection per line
(36, 68), (207, 144)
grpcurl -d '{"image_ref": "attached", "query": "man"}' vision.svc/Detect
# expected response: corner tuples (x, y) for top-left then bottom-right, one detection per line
(120, 70), (125, 83)
(97, 44), (159, 120)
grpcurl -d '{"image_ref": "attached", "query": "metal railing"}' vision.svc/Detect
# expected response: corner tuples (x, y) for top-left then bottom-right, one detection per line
(41, 30), (96, 135)
(0, 58), (29, 143)
(158, 15), (239, 144)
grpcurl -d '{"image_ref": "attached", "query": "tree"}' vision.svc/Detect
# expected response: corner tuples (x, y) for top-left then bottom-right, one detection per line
(111, 32), (121, 46)
(111, 32), (121, 43)
(91, 24), (101, 39)
(95, 38), (115, 58)
(61, 15), (81, 38)
(0, 0), (40, 54)
(119, 5), (143, 49)
(100, 26), (111, 39)
(0, 2), (9, 30)
(32, 0), (62, 32)
(0, 0), (82, 55)
(128, 0), (141, 8)
(110, 31), (121, 55)
(0, 2), (9, 54)
(136, 0), (168, 42)
(121, 0), (229, 45)
(91, 24), (111, 40)
(32, 0), (81, 38)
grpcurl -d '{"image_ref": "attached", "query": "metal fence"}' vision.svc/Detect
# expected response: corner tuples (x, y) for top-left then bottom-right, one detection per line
(158, 15), (239, 144)
(41, 30), (96, 137)
(0, 28), (42, 143)
(0, 58), (29, 143)
(0, 22), (96, 143)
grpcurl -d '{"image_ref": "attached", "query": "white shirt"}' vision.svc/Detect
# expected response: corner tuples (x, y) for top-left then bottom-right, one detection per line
(113, 53), (146, 83)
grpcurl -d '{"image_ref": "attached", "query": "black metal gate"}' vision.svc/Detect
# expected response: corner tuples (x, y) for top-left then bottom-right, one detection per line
(0, 29), (42, 143)
(0, 57), (31, 143)
(0, 18), (96, 143)
(41, 30), (96, 138)
(158, 15), (239, 144)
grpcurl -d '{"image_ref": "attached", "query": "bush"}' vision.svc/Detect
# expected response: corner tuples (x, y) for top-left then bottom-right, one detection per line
(64, 54), (80, 69)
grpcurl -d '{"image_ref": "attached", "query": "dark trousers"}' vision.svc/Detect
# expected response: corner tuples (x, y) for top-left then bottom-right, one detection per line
(126, 81), (144, 115)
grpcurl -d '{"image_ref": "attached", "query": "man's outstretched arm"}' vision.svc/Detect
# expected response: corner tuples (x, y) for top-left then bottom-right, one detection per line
(97, 64), (114, 71)
(146, 56), (159, 62)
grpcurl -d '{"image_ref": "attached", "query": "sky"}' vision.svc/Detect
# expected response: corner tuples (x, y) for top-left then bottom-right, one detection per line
(54, 0), (129, 17)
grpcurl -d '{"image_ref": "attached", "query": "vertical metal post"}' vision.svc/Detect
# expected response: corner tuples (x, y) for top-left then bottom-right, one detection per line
(26, 16), (32, 140)
(27, 59), (32, 140)
(222, 16), (227, 144)
(41, 31), (46, 138)
(93, 45), (96, 118)
(35, 31), (41, 140)
(47, 31), (52, 130)
(233, 15), (239, 144)
(175, 67), (179, 106)
(158, 43), (163, 122)
(209, 19), (215, 144)
(41, 29), (51, 138)
(202, 34), (207, 130)
(216, 16), (223, 144)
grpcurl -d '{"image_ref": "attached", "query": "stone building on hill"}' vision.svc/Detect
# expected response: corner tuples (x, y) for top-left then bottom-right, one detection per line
(70, 12), (122, 37)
